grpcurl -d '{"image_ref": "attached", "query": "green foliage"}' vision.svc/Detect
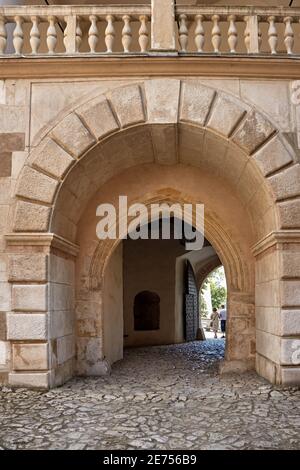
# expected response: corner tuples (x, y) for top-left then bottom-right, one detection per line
(200, 266), (227, 316)
(210, 282), (227, 309)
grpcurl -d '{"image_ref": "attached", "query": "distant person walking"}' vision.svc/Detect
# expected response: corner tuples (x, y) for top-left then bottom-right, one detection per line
(210, 307), (219, 339)
(219, 304), (227, 339)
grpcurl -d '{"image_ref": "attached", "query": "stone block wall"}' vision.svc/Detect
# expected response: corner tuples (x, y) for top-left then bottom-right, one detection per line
(255, 239), (300, 385)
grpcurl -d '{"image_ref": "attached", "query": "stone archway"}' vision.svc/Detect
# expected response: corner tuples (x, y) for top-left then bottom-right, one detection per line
(6, 79), (300, 388)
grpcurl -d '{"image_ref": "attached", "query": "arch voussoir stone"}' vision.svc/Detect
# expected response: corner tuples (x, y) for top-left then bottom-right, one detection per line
(76, 95), (120, 141)
(50, 112), (96, 158)
(30, 137), (76, 180)
(268, 164), (300, 202)
(16, 166), (58, 205)
(180, 81), (216, 126)
(206, 93), (248, 138)
(14, 200), (51, 232)
(108, 84), (145, 128)
(232, 110), (276, 155)
(252, 134), (294, 177)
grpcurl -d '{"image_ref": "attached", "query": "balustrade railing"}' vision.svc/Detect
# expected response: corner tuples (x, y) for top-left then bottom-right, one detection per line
(0, 5), (151, 55)
(175, 6), (300, 55)
(0, 5), (300, 57)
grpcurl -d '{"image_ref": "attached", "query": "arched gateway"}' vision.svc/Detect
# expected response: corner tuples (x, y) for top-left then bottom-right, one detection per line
(5, 79), (300, 388)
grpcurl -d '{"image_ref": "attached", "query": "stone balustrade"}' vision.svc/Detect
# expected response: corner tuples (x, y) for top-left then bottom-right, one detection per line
(175, 6), (300, 55)
(0, 3), (299, 56)
(0, 5), (151, 55)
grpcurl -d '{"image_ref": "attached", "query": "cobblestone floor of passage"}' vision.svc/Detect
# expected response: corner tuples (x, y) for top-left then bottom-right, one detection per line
(0, 339), (299, 450)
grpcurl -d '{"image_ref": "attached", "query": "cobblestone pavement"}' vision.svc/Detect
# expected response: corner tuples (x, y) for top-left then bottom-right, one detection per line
(0, 339), (300, 450)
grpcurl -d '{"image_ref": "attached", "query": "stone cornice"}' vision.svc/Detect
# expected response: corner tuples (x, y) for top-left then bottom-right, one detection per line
(1, 55), (300, 80)
(5, 233), (80, 257)
(252, 230), (300, 257)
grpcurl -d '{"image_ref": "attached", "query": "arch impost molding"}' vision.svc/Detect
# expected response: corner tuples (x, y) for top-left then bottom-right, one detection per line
(5, 233), (80, 257)
(252, 230), (300, 257)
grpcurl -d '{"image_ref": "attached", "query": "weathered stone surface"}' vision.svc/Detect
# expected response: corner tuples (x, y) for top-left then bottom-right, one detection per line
(240, 80), (292, 132)
(281, 310), (300, 336)
(0, 282), (10, 311)
(0, 106), (26, 133)
(145, 79), (180, 124)
(50, 310), (74, 339)
(0, 133), (25, 153)
(30, 81), (103, 143)
(51, 113), (95, 158)
(256, 330), (281, 364)
(14, 201), (51, 232)
(268, 164), (300, 201)
(0, 340), (9, 365)
(281, 280), (300, 307)
(11, 151), (27, 179)
(281, 249), (300, 278)
(12, 343), (49, 371)
(0, 152), (12, 177)
(0, 313), (6, 341)
(256, 352), (278, 385)
(9, 254), (48, 283)
(232, 111), (275, 155)
(12, 285), (48, 312)
(281, 338), (300, 366)
(256, 307), (281, 336)
(50, 357), (74, 388)
(7, 313), (48, 340)
(180, 82), (215, 126)
(8, 372), (50, 389)
(255, 279), (280, 308)
(151, 0), (176, 50)
(278, 199), (300, 228)
(50, 255), (74, 285)
(32, 138), (75, 179)
(16, 166), (58, 204)
(109, 85), (145, 128)
(151, 125), (177, 165)
(281, 367), (300, 386)
(207, 94), (246, 137)
(77, 96), (119, 140)
(56, 335), (75, 365)
(50, 284), (74, 311)
(76, 337), (107, 376)
(253, 135), (294, 176)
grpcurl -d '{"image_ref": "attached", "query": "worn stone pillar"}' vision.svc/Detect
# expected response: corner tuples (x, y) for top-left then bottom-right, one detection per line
(220, 292), (255, 373)
(254, 231), (300, 386)
(5, 233), (78, 389)
(151, 0), (176, 52)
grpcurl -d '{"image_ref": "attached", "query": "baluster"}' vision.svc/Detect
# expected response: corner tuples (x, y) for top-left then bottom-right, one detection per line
(30, 16), (40, 54)
(139, 15), (148, 52)
(47, 16), (57, 54)
(0, 16), (7, 54)
(122, 15), (132, 53)
(258, 18), (262, 51)
(179, 14), (188, 52)
(88, 15), (98, 53)
(13, 16), (24, 55)
(244, 16), (250, 53)
(76, 20), (82, 53)
(195, 14), (205, 52)
(227, 15), (237, 53)
(105, 15), (115, 53)
(268, 16), (278, 54)
(284, 16), (294, 54)
(211, 15), (221, 53)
